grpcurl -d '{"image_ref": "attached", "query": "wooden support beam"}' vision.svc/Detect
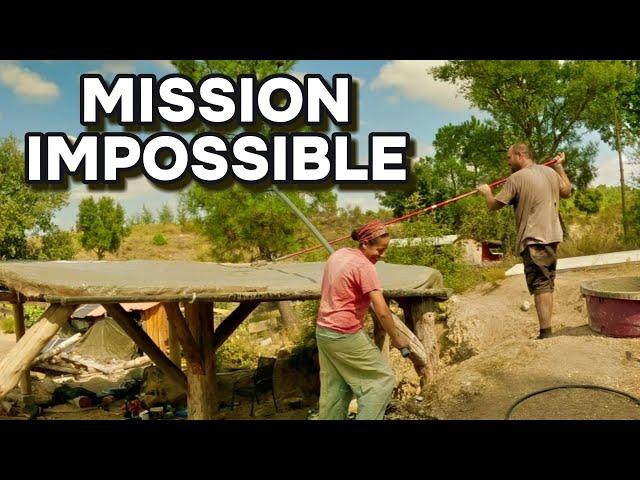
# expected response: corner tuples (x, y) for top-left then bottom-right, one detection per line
(404, 298), (439, 388)
(167, 316), (182, 368)
(0, 304), (77, 401)
(212, 300), (260, 351)
(12, 302), (31, 395)
(164, 302), (202, 370)
(104, 304), (187, 392)
(184, 302), (217, 420)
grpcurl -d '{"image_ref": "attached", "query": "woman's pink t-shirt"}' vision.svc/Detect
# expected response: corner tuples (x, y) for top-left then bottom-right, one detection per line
(316, 248), (381, 334)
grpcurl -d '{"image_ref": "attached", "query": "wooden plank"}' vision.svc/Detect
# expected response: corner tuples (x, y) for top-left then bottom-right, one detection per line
(17, 288), (451, 305)
(164, 302), (202, 370)
(0, 304), (77, 401)
(212, 301), (260, 351)
(33, 333), (82, 364)
(184, 302), (217, 420)
(103, 304), (187, 392)
(12, 302), (31, 395)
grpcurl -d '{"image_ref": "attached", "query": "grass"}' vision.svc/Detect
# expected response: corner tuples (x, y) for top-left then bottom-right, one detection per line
(72, 223), (212, 261)
(1, 317), (14, 334)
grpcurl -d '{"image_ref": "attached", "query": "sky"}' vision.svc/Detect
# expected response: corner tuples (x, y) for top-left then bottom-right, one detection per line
(0, 60), (636, 229)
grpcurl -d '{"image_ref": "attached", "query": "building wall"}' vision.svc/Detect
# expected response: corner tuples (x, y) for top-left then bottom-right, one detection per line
(142, 304), (170, 354)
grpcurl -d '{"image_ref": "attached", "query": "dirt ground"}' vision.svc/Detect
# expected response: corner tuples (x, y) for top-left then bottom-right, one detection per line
(390, 261), (640, 420)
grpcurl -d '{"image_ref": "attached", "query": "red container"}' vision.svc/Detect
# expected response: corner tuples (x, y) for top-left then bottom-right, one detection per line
(581, 277), (640, 338)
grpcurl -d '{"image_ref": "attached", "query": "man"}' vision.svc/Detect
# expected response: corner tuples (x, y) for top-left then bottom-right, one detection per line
(478, 143), (572, 339)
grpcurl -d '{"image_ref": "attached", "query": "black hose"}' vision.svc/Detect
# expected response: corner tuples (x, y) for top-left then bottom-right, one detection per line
(505, 384), (640, 420)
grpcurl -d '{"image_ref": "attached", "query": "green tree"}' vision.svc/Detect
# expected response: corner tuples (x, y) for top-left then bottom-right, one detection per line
(38, 227), (76, 260)
(181, 183), (316, 261)
(76, 196), (128, 259)
(0, 136), (69, 260)
(174, 60), (340, 262)
(140, 205), (155, 224)
(432, 60), (635, 188)
(572, 189), (603, 215)
(158, 204), (174, 224)
(378, 117), (508, 219)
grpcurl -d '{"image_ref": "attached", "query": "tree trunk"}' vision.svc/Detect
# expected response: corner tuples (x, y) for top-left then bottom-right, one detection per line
(277, 301), (300, 335)
(12, 302), (31, 395)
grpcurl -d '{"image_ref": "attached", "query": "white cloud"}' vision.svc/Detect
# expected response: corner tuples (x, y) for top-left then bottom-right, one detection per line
(371, 60), (471, 112)
(150, 60), (175, 71)
(0, 61), (60, 102)
(595, 153), (640, 186)
(291, 71), (365, 87)
(409, 142), (435, 166)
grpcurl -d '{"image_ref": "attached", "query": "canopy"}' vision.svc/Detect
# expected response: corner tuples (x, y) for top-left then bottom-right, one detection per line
(0, 260), (449, 303)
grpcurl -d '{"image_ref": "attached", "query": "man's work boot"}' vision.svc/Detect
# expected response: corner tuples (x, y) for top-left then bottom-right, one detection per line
(537, 327), (553, 339)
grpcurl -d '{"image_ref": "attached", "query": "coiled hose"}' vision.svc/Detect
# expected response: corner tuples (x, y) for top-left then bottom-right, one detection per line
(505, 384), (640, 420)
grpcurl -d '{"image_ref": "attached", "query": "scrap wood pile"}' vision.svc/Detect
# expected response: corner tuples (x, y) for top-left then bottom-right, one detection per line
(32, 338), (152, 377)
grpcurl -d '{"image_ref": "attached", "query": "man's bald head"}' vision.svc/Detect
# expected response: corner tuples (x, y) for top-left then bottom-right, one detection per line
(507, 143), (534, 172)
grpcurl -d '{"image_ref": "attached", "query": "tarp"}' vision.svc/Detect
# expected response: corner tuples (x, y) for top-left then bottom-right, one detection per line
(72, 316), (138, 362)
(0, 260), (450, 302)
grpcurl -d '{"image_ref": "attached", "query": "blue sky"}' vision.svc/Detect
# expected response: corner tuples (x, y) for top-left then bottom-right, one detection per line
(0, 60), (634, 229)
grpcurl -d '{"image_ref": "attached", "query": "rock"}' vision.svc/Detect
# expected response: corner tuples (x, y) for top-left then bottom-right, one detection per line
(348, 398), (358, 415)
(414, 395), (424, 402)
(521, 300), (531, 312)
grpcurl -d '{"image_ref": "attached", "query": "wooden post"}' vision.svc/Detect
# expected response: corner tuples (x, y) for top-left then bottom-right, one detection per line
(184, 301), (217, 420)
(104, 304), (187, 392)
(12, 302), (31, 395)
(167, 317), (182, 368)
(403, 298), (439, 387)
(0, 304), (77, 401)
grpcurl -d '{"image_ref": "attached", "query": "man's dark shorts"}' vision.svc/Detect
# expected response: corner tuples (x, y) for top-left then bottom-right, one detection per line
(521, 243), (558, 295)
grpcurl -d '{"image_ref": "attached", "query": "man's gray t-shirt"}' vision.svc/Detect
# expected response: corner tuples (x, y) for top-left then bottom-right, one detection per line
(494, 164), (564, 254)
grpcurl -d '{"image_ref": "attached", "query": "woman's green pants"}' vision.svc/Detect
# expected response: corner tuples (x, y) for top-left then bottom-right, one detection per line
(316, 326), (395, 420)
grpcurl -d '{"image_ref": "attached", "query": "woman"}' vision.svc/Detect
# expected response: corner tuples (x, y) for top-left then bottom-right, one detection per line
(315, 219), (409, 420)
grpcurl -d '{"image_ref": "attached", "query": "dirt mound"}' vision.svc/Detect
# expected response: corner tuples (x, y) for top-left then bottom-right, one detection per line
(418, 336), (640, 419)
(442, 262), (640, 363)
(389, 262), (640, 420)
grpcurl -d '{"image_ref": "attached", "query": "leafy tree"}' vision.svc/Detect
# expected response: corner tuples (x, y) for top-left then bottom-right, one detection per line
(140, 204), (155, 224)
(181, 183), (317, 261)
(158, 204), (174, 224)
(38, 227), (76, 260)
(378, 117), (508, 218)
(432, 60), (635, 188)
(76, 196), (128, 259)
(174, 60), (341, 262)
(0, 136), (69, 260)
(573, 189), (603, 215)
